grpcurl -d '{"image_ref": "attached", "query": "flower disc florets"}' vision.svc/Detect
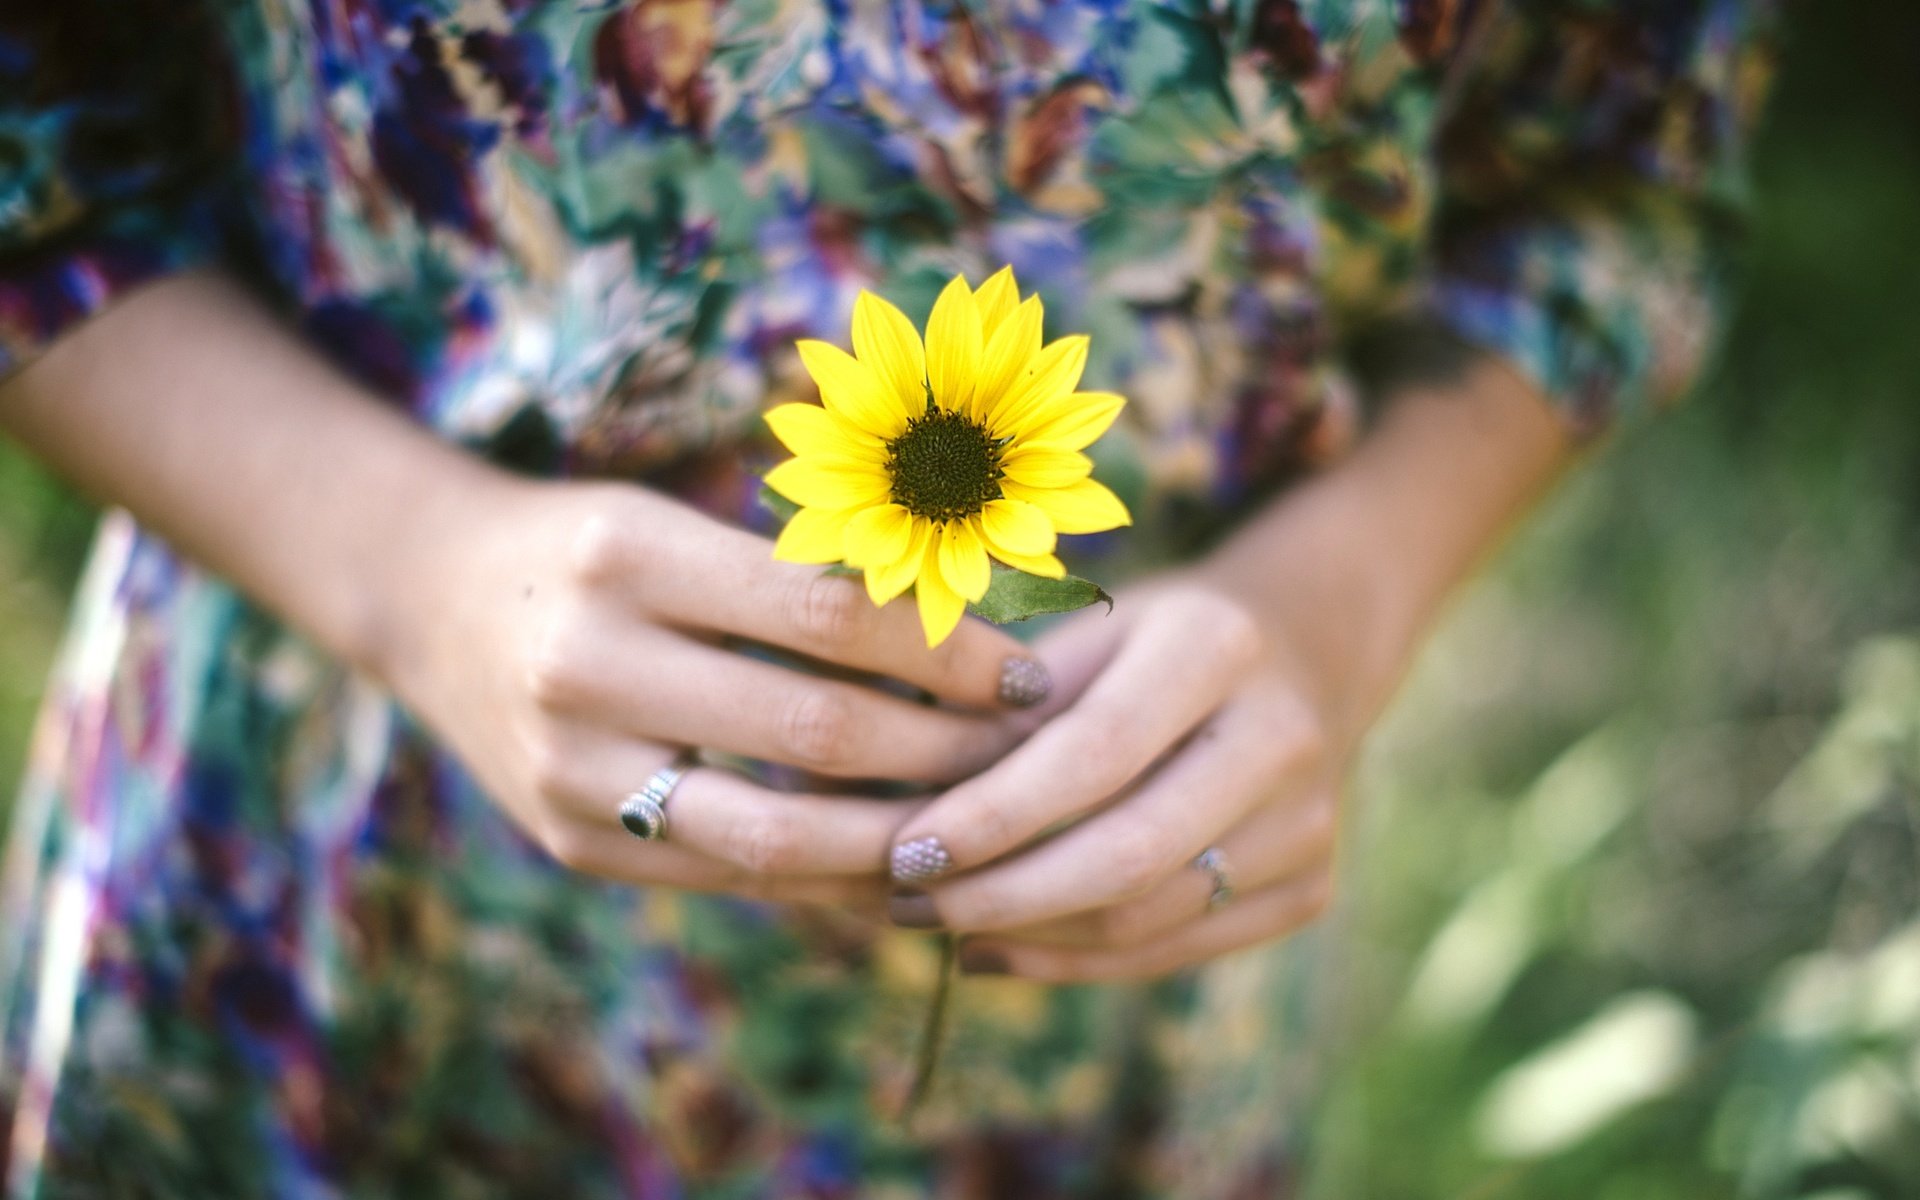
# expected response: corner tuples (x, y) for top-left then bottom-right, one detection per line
(887, 404), (1006, 524)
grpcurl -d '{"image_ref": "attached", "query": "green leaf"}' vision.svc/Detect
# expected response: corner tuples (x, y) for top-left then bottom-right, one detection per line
(967, 566), (1113, 624)
(758, 484), (800, 524)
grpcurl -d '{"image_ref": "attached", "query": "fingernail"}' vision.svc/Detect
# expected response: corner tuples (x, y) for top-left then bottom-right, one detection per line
(998, 657), (1052, 709)
(958, 944), (1009, 975)
(888, 890), (944, 930)
(890, 835), (953, 885)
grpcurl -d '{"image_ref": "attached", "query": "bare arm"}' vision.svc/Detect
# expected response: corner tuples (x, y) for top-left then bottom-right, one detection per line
(1205, 354), (1574, 738)
(1, 272), (1049, 905)
(0, 273), (495, 681)
(886, 356), (1577, 978)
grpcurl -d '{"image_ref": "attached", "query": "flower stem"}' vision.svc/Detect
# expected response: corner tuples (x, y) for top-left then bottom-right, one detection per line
(900, 933), (958, 1131)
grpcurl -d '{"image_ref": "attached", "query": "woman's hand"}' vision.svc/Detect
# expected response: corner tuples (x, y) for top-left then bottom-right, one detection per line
(880, 358), (1574, 979)
(0, 274), (1050, 916)
(1, 273), (1565, 932)
(389, 479), (1051, 912)
(880, 579), (1347, 978)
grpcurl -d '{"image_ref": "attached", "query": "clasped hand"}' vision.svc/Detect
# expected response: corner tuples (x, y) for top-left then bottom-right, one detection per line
(889, 580), (1343, 983)
(408, 482), (1347, 981)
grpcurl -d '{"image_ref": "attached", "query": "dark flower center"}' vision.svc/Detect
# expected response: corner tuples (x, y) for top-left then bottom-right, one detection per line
(886, 403), (1005, 524)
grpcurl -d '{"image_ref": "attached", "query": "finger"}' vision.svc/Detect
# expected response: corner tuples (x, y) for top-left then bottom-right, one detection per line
(983, 787), (1337, 949)
(540, 815), (895, 911)
(538, 733), (926, 876)
(950, 601), (1132, 746)
(1020, 599), (1133, 719)
(898, 684), (1323, 931)
(646, 523), (1052, 711)
(956, 869), (1335, 984)
(887, 591), (1263, 884)
(535, 621), (1021, 782)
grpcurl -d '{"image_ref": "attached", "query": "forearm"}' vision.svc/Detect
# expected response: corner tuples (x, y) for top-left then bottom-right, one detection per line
(1201, 355), (1575, 735)
(0, 271), (515, 680)
(0, 272), (1051, 906)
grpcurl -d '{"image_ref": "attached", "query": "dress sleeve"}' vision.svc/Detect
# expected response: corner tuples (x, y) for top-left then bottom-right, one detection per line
(0, 1), (237, 379)
(1422, 0), (1783, 433)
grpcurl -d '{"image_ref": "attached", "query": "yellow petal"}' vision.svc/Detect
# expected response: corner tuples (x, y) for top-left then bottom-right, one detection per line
(844, 503), (913, 570)
(765, 456), (892, 510)
(772, 506), (857, 564)
(763, 403), (886, 461)
(865, 519), (931, 607)
(987, 334), (1089, 435)
(992, 549), (1068, 579)
(851, 290), (928, 422)
(971, 266), (1020, 343)
(797, 339), (909, 440)
(937, 520), (992, 603)
(978, 497), (1057, 559)
(915, 537), (968, 647)
(1001, 444), (1094, 488)
(968, 295), (1043, 422)
(1006, 477), (1132, 534)
(924, 274), (983, 415)
(1007, 390), (1126, 451)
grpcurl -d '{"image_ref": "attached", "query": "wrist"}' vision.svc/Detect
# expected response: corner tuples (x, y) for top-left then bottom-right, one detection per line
(1195, 354), (1573, 738)
(343, 447), (533, 699)
(1195, 475), (1419, 743)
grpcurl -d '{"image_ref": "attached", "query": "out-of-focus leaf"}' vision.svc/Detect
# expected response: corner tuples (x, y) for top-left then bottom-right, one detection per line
(1763, 636), (1920, 866)
(1514, 722), (1637, 866)
(758, 484), (800, 524)
(1475, 991), (1698, 1159)
(1397, 870), (1545, 1033)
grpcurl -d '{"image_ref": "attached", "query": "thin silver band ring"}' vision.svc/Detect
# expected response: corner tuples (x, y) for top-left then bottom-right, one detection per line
(1193, 847), (1235, 911)
(619, 751), (700, 842)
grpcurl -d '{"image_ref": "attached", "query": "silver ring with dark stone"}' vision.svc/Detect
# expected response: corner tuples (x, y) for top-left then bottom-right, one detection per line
(620, 751), (698, 842)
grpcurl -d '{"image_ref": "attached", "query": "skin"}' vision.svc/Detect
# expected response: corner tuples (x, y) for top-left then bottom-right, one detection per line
(0, 270), (1572, 981)
(897, 357), (1573, 980)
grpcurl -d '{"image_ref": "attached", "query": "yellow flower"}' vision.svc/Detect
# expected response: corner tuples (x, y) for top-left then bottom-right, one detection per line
(764, 267), (1132, 647)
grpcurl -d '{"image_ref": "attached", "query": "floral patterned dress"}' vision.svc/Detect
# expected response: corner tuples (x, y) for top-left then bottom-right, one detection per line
(0, 0), (1776, 1195)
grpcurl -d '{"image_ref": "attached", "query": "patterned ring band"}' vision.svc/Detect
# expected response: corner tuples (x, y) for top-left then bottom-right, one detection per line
(619, 751), (700, 842)
(1193, 847), (1235, 912)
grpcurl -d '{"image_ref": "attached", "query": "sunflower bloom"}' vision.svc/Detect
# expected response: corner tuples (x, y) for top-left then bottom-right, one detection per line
(764, 267), (1132, 646)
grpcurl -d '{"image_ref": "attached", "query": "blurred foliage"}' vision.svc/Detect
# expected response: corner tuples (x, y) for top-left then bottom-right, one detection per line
(0, 2), (1916, 1197)
(0, 449), (91, 800)
(1303, 3), (1920, 1197)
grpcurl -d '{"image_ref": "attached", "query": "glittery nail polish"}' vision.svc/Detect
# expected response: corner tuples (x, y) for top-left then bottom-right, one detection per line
(998, 657), (1052, 709)
(890, 835), (953, 885)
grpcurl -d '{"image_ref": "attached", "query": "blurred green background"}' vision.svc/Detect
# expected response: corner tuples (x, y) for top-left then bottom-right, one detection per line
(3, 3), (1917, 1197)
(1302, 3), (1920, 1197)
